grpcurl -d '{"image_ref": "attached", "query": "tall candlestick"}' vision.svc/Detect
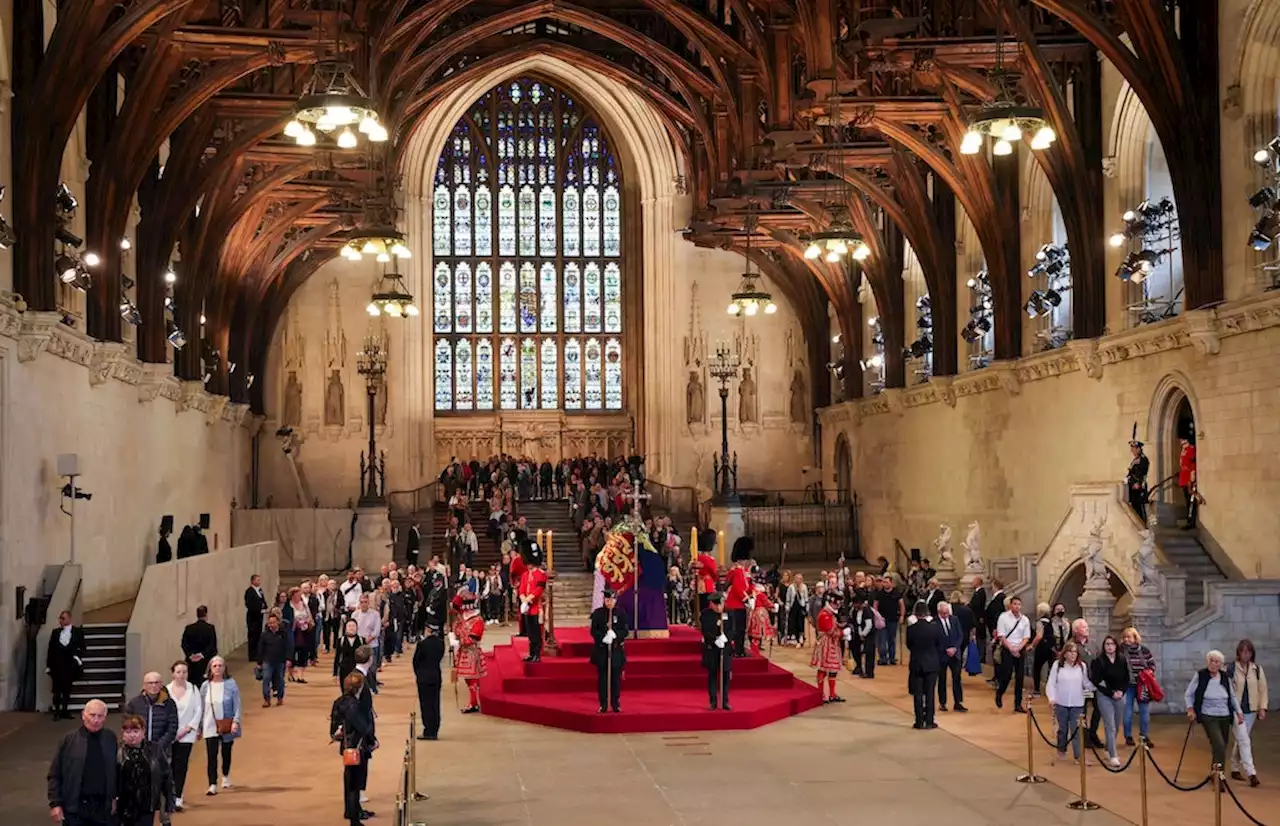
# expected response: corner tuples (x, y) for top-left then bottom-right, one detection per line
(717, 530), (725, 568)
(547, 531), (554, 571)
(690, 527), (698, 564)
(537, 529), (545, 561)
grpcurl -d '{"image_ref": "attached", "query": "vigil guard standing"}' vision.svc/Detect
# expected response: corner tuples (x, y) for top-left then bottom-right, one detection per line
(590, 589), (629, 713)
(1127, 439), (1150, 523)
(701, 592), (733, 711)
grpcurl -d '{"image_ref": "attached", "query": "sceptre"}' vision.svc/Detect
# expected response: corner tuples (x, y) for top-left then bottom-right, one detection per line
(606, 603), (614, 711)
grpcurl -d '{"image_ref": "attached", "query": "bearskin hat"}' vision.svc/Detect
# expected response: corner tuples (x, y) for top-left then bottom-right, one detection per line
(520, 538), (544, 566)
(731, 536), (755, 562)
(696, 527), (718, 554)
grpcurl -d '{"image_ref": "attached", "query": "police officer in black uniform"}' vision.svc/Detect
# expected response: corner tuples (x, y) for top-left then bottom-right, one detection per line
(590, 589), (629, 713)
(1127, 440), (1150, 523)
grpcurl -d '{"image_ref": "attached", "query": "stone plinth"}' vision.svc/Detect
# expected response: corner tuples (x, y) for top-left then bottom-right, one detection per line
(709, 496), (746, 563)
(351, 505), (393, 571)
(934, 557), (959, 596)
(1078, 578), (1118, 638)
(1128, 587), (1165, 646)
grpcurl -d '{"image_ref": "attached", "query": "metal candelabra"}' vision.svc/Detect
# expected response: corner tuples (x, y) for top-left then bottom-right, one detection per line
(356, 334), (388, 505)
(708, 341), (740, 498)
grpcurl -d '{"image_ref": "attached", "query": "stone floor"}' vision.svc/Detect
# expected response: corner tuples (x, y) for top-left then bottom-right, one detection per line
(2, 624), (1274, 826)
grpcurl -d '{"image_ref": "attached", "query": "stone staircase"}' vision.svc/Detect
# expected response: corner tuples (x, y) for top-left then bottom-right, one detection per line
(550, 571), (595, 623)
(73, 623), (128, 711)
(1155, 526), (1226, 614)
(518, 501), (582, 568)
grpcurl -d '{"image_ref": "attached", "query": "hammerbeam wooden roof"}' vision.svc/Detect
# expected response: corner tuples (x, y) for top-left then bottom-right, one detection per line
(9, 0), (1223, 409)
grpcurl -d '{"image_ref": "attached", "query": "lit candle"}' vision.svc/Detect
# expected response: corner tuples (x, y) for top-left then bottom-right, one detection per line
(690, 527), (698, 563)
(717, 530), (725, 568)
(547, 531), (554, 571)
(537, 529), (544, 557)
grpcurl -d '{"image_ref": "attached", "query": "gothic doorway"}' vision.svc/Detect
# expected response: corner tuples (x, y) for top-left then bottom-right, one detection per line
(834, 434), (852, 502)
(1050, 564), (1132, 638)
(1147, 374), (1198, 523)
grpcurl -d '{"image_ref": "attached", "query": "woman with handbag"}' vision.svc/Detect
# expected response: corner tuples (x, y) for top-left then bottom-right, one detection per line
(331, 672), (374, 826)
(199, 656), (242, 796)
(166, 661), (203, 811)
(1120, 626), (1158, 747)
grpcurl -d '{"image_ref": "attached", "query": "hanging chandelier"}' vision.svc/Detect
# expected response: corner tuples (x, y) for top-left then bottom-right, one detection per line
(803, 221), (871, 264)
(342, 226), (412, 262)
(284, 60), (387, 148)
(959, 10), (1056, 157)
(366, 266), (419, 319)
(727, 213), (776, 317)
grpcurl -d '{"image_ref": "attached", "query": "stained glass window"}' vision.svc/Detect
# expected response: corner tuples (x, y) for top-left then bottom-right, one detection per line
(430, 77), (626, 412)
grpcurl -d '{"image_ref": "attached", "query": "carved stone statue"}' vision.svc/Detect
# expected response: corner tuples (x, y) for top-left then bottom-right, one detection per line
(324, 369), (345, 426)
(282, 370), (302, 428)
(738, 367), (758, 424)
(1133, 529), (1159, 588)
(686, 370), (705, 424)
(933, 523), (954, 566)
(326, 279), (347, 370)
(1082, 520), (1108, 584)
(789, 370), (808, 424)
(962, 521), (982, 571)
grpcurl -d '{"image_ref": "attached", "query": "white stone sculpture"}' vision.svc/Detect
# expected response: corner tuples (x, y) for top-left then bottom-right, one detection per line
(962, 521), (982, 571)
(1082, 519), (1108, 584)
(1133, 529), (1159, 588)
(933, 523), (954, 566)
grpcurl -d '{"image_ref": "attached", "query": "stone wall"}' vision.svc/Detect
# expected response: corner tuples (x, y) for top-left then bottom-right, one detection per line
(1154, 582), (1280, 711)
(0, 305), (254, 708)
(819, 294), (1280, 580)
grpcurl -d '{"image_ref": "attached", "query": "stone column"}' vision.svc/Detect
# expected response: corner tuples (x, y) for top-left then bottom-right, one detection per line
(934, 555), (959, 597)
(642, 193), (677, 483)
(1078, 578), (1118, 640)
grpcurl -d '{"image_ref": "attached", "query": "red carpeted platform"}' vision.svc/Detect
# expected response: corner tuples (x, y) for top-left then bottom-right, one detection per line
(476, 626), (823, 733)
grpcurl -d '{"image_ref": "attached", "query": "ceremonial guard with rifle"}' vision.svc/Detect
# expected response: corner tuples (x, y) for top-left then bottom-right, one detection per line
(1127, 436), (1150, 523)
(590, 589), (629, 713)
(701, 592), (733, 711)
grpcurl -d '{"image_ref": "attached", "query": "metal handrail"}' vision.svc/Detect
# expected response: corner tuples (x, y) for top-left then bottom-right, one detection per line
(1143, 473), (1180, 503)
(387, 482), (441, 517)
(893, 538), (911, 576)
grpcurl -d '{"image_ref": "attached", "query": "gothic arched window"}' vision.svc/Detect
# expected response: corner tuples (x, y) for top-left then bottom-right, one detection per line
(432, 77), (625, 412)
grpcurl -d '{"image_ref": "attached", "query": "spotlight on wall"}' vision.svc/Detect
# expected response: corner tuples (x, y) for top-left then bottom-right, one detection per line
(0, 187), (16, 250)
(82, 252), (101, 267)
(246, 372), (256, 390)
(55, 227), (83, 248)
(54, 183), (79, 214)
(164, 268), (177, 285)
(166, 321), (186, 349)
(1247, 138), (1280, 256)
(121, 274), (135, 290)
(119, 297), (141, 326)
(119, 236), (132, 251)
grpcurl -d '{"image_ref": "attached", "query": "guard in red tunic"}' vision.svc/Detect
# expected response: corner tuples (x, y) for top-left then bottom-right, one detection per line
(517, 540), (549, 662)
(724, 537), (754, 657)
(691, 545), (719, 615)
(508, 538), (528, 635)
(450, 591), (487, 713)
(746, 582), (775, 657)
(810, 591), (846, 704)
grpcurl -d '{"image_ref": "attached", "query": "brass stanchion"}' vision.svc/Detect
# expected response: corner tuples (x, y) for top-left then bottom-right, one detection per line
(1017, 703), (1047, 784)
(1067, 713), (1100, 810)
(1138, 737), (1149, 826)
(1213, 763), (1223, 826)
(409, 712), (427, 803)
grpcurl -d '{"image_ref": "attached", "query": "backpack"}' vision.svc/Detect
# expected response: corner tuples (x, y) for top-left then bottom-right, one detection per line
(871, 606), (886, 630)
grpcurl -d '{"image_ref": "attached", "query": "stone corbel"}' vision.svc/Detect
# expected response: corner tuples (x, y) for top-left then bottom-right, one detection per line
(244, 413), (267, 437)
(48, 323), (95, 367)
(223, 401), (250, 427)
(1066, 338), (1103, 379)
(177, 380), (207, 414)
(17, 312), (58, 362)
(0, 296), (22, 339)
(881, 387), (905, 416)
(138, 364), (181, 404)
(991, 361), (1021, 397)
(1184, 308), (1222, 356)
(1101, 155), (1118, 179)
(88, 342), (134, 387)
(931, 375), (957, 408)
(204, 394), (229, 425)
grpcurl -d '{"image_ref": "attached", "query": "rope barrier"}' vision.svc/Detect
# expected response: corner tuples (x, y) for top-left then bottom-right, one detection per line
(1222, 778), (1271, 826)
(1088, 740), (1139, 773)
(1027, 706), (1058, 748)
(1146, 748), (1214, 792)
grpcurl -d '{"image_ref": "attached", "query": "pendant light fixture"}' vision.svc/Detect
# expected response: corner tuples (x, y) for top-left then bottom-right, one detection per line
(959, 1), (1056, 156)
(284, 3), (387, 148)
(727, 211), (777, 317)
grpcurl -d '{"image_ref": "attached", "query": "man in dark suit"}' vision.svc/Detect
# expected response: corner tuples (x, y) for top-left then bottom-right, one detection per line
(46, 611), (86, 720)
(936, 601), (968, 712)
(333, 620), (364, 688)
(590, 589), (630, 713)
(905, 600), (946, 729)
(968, 576), (988, 663)
(412, 624), (445, 740)
(406, 522), (422, 568)
(924, 579), (946, 617)
(353, 646), (377, 817)
(244, 574), (268, 661)
(180, 606), (218, 687)
(700, 592), (733, 710)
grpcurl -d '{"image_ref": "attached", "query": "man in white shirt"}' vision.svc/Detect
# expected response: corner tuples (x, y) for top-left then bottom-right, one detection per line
(340, 570), (364, 622)
(459, 522), (479, 569)
(993, 595), (1032, 712)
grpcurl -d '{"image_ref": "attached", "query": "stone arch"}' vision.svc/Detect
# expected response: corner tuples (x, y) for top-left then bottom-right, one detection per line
(394, 54), (685, 484)
(1229, 0), (1280, 157)
(1107, 82), (1153, 208)
(1146, 371), (1202, 509)
(1048, 562), (1133, 631)
(833, 432), (852, 499)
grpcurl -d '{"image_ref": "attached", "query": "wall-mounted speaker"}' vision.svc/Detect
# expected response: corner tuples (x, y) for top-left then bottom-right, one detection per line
(198, 513), (210, 530)
(160, 515), (174, 534)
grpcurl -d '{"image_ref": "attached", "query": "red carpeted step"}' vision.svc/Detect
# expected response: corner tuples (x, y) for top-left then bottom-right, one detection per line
(476, 626), (823, 733)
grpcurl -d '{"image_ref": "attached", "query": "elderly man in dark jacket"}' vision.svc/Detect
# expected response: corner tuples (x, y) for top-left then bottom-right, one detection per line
(48, 699), (118, 825)
(123, 672), (179, 754)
